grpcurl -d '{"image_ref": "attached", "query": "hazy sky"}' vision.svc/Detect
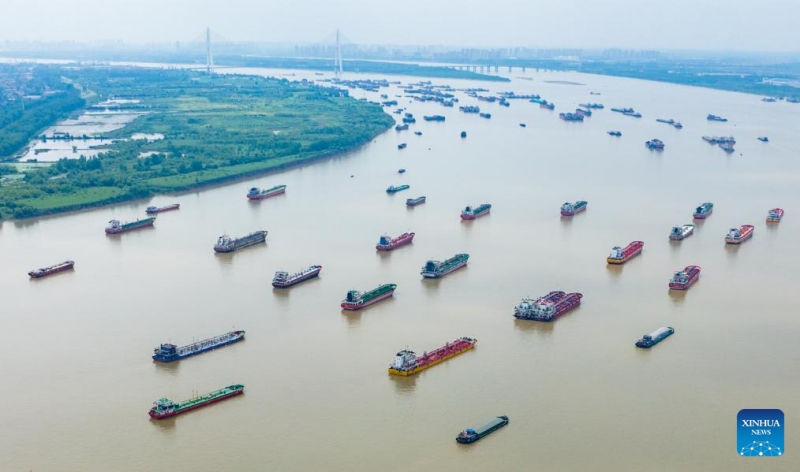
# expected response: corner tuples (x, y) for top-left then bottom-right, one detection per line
(3, 0), (800, 52)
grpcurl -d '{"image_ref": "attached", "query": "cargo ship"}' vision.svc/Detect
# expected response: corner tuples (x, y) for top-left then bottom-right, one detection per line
(388, 336), (477, 376)
(669, 224), (695, 240)
(646, 139), (665, 150)
(397, 143), (407, 149)
(395, 124), (409, 131)
(579, 103), (604, 109)
(406, 196), (426, 207)
(398, 168), (406, 174)
(105, 217), (155, 234)
(272, 265), (322, 288)
(146, 204), (180, 214)
(635, 327), (674, 348)
(148, 384), (244, 419)
(461, 203), (491, 220)
(479, 112), (492, 119)
(606, 241), (644, 264)
(513, 291), (564, 319)
(575, 108), (592, 117)
(560, 201), (587, 216)
(213, 230), (268, 253)
(423, 115), (446, 122)
(540, 101), (555, 110)
(459, 106), (480, 113)
(152, 330), (246, 362)
(341, 283), (397, 310)
(376, 232), (415, 251)
(702, 136), (735, 145)
(607, 131), (622, 137)
(247, 185), (286, 200)
(514, 291), (582, 321)
(456, 416), (509, 444)
(28, 260), (75, 278)
(693, 202), (713, 219)
(725, 224), (754, 244)
(610, 107), (634, 114)
(386, 184), (410, 193)
(656, 118), (676, 125)
(559, 112), (584, 121)
(758, 136), (769, 142)
(421, 253), (469, 278)
(669, 265), (701, 290)
(707, 114), (728, 122)
(624, 110), (642, 118)
(766, 208), (784, 223)
(719, 143), (735, 153)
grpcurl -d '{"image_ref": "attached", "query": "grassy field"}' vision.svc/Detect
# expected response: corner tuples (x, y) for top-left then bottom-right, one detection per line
(17, 186), (124, 210)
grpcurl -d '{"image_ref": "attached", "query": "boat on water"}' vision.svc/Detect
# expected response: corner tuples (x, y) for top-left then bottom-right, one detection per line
(398, 168), (406, 174)
(669, 224), (695, 241)
(702, 136), (735, 145)
(388, 337), (477, 376)
(459, 106), (480, 113)
(560, 201), (588, 216)
(725, 224), (754, 244)
(559, 112), (584, 121)
(707, 114), (728, 122)
(461, 203), (491, 220)
(540, 101), (555, 110)
(758, 136), (769, 142)
(766, 208), (784, 223)
(421, 253), (469, 278)
(406, 196), (426, 207)
(579, 103), (604, 109)
(28, 260), (75, 278)
(386, 184), (410, 194)
(610, 107), (634, 114)
(635, 327), (674, 348)
(719, 143), (735, 153)
(575, 108), (592, 117)
(607, 130), (622, 137)
(673, 122), (683, 129)
(519, 123), (526, 127)
(693, 202), (713, 219)
(247, 185), (286, 200)
(456, 416), (509, 444)
(669, 265), (701, 290)
(606, 241), (644, 264)
(213, 230), (268, 253)
(341, 283), (397, 310)
(513, 291), (583, 321)
(479, 112), (492, 119)
(424, 115), (445, 122)
(414, 131), (423, 136)
(148, 384), (244, 419)
(646, 139), (665, 150)
(105, 217), (155, 234)
(397, 143), (407, 149)
(395, 124), (409, 131)
(146, 204), (180, 214)
(624, 111), (642, 118)
(272, 265), (322, 288)
(461, 131), (467, 138)
(656, 118), (675, 125)
(152, 330), (246, 362)
(376, 232), (415, 251)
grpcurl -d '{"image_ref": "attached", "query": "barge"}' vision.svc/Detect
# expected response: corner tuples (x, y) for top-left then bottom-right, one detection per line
(28, 260), (75, 278)
(146, 204), (180, 214)
(247, 185), (286, 200)
(152, 330), (246, 362)
(272, 265), (322, 288)
(635, 327), (674, 348)
(456, 416), (509, 444)
(105, 217), (155, 234)
(148, 384), (244, 419)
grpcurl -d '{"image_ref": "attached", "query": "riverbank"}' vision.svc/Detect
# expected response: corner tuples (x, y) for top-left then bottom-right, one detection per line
(0, 65), (394, 220)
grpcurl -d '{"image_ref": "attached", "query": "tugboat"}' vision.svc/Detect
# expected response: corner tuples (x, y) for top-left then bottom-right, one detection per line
(272, 265), (322, 288)
(105, 217), (156, 234)
(461, 203), (491, 220)
(28, 260), (75, 278)
(758, 136), (769, 142)
(707, 114), (728, 122)
(693, 202), (713, 219)
(635, 327), (674, 348)
(341, 283), (397, 310)
(146, 204), (180, 214)
(560, 201), (588, 216)
(397, 143), (407, 150)
(725, 224), (754, 244)
(669, 265), (701, 290)
(148, 384), (244, 419)
(456, 416), (509, 444)
(376, 232), (415, 251)
(607, 131), (622, 137)
(386, 184), (410, 194)
(213, 230), (268, 253)
(669, 224), (695, 240)
(766, 208), (784, 223)
(398, 168), (406, 174)
(246, 185), (286, 200)
(646, 139), (665, 150)
(152, 330), (246, 362)
(606, 241), (644, 264)
(519, 123), (527, 127)
(388, 336), (477, 376)
(406, 196), (426, 207)
(513, 291), (582, 321)
(421, 253), (469, 278)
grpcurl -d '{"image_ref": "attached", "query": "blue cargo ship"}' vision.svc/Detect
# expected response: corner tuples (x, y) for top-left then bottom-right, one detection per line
(152, 330), (245, 362)
(635, 327), (674, 348)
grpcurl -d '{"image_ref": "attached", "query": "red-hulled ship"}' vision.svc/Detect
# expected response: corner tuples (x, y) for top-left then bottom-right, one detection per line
(669, 265), (701, 290)
(514, 291), (582, 321)
(376, 232), (415, 251)
(725, 225), (754, 244)
(606, 241), (644, 264)
(28, 260), (75, 278)
(146, 204), (180, 214)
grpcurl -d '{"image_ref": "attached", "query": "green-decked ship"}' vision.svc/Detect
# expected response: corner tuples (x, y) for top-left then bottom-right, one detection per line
(105, 217), (156, 234)
(421, 253), (469, 278)
(148, 384), (244, 419)
(341, 283), (397, 310)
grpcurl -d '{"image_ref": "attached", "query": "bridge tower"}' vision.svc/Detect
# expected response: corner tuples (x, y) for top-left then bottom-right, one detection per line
(334, 28), (344, 77)
(205, 27), (214, 75)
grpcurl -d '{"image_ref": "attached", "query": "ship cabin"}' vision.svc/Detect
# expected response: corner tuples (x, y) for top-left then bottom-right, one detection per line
(670, 227), (683, 238)
(151, 398), (177, 415)
(247, 187), (261, 196)
(272, 271), (289, 283)
(670, 271), (689, 285)
(345, 290), (361, 302)
(153, 343), (179, 361)
(146, 206), (158, 213)
(393, 349), (418, 371)
(608, 247), (624, 259)
(106, 220), (122, 231)
(727, 228), (741, 240)
(424, 260), (441, 272)
(216, 235), (232, 247)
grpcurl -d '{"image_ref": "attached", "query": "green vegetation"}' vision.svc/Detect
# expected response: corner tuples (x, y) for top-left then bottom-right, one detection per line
(0, 65), (394, 219)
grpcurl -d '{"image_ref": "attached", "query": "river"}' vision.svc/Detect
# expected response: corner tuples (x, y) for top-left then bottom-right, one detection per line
(1, 65), (798, 471)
